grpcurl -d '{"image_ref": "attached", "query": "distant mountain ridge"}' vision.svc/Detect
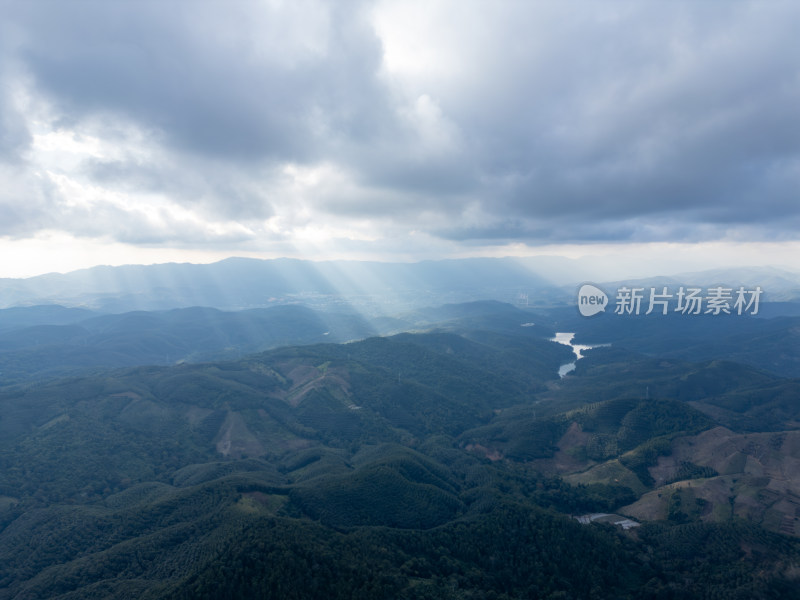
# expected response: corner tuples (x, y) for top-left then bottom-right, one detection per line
(0, 304), (379, 385)
(592, 265), (800, 303)
(0, 257), (568, 312)
(0, 300), (558, 386)
(2, 256), (798, 313)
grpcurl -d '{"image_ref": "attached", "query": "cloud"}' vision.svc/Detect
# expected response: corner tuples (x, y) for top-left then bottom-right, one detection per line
(0, 0), (798, 255)
(10, 1), (386, 159)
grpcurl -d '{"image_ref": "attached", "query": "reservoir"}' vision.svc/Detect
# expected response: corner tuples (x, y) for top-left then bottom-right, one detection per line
(551, 332), (608, 377)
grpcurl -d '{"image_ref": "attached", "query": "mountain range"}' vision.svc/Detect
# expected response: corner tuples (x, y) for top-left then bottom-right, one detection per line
(2, 257), (799, 313)
(1, 259), (800, 598)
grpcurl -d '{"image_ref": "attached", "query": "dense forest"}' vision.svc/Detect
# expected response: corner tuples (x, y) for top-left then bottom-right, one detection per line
(1, 301), (800, 598)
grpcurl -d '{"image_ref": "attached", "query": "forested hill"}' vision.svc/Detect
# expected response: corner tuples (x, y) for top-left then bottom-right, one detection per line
(2, 329), (800, 598)
(0, 299), (557, 386)
(0, 304), (380, 385)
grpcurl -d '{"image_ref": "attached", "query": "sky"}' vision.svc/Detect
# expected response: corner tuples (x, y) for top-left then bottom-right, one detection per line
(1, 0), (799, 279)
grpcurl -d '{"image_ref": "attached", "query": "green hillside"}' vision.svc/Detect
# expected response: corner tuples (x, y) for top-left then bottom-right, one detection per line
(1, 328), (800, 598)
(0, 304), (380, 385)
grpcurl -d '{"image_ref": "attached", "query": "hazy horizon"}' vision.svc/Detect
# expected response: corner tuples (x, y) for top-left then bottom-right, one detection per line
(3, 250), (800, 288)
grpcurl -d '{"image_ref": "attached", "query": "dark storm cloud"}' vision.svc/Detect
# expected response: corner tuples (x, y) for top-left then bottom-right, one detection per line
(0, 16), (31, 163)
(84, 157), (276, 222)
(328, 1), (800, 243)
(465, 2), (800, 239)
(10, 0), (388, 162)
(0, 95), (30, 163)
(1, 0), (799, 247)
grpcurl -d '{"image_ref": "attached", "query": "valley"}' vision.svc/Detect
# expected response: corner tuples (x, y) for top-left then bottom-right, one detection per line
(1, 282), (800, 598)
